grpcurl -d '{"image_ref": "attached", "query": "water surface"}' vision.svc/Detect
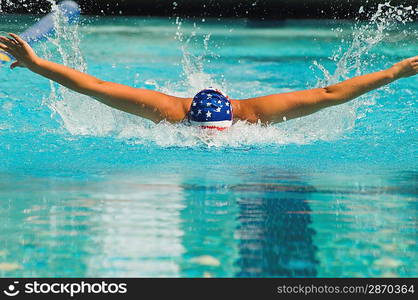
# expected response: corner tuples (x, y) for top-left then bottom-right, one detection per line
(0, 4), (417, 277)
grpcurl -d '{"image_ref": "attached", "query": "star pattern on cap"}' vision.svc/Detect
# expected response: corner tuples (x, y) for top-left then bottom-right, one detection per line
(189, 89), (233, 124)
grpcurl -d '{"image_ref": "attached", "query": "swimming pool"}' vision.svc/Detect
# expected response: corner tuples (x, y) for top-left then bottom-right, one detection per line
(0, 4), (417, 277)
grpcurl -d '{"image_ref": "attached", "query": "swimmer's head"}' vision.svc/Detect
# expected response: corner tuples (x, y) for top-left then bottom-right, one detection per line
(188, 88), (233, 130)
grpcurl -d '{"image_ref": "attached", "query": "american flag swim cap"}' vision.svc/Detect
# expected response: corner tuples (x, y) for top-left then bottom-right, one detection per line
(188, 88), (233, 130)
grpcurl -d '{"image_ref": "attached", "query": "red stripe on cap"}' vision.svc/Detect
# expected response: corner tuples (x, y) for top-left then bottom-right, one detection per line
(200, 126), (228, 131)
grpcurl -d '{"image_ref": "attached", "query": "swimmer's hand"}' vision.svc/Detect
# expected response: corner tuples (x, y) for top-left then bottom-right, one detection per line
(390, 56), (418, 79)
(0, 33), (39, 69)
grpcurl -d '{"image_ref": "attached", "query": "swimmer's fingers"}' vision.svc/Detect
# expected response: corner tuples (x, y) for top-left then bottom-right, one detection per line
(413, 61), (418, 75)
(1, 34), (33, 58)
(0, 37), (21, 61)
(409, 56), (418, 73)
(0, 42), (9, 51)
(10, 61), (23, 70)
(8, 33), (26, 46)
(0, 43), (21, 69)
(0, 36), (18, 52)
(392, 56), (418, 78)
(8, 33), (33, 55)
(0, 35), (18, 44)
(1, 33), (38, 69)
(0, 41), (17, 57)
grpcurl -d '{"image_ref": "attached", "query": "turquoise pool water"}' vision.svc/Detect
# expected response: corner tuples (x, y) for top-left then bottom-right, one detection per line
(0, 4), (417, 277)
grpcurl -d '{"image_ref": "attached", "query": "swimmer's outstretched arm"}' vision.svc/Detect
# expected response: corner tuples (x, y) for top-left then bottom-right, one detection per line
(0, 33), (190, 123)
(236, 56), (418, 124)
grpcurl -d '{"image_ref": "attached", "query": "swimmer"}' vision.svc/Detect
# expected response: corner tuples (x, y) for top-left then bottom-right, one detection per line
(1, 33), (417, 130)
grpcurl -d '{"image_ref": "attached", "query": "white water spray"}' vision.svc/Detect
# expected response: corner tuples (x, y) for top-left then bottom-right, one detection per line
(290, 2), (417, 143)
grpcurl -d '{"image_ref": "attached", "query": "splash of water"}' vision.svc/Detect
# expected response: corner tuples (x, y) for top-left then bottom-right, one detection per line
(315, 2), (416, 86)
(294, 2), (417, 142)
(43, 2), (223, 137)
(38, 0), (122, 136)
(65, 4), (417, 145)
(0, 0), (20, 13)
(164, 17), (225, 95)
(5, 1), (415, 147)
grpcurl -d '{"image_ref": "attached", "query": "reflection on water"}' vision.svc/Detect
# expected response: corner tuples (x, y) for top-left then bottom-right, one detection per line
(178, 169), (318, 277)
(235, 186), (317, 277)
(0, 170), (417, 277)
(83, 181), (186, 277)
(179, 183), (239, 277)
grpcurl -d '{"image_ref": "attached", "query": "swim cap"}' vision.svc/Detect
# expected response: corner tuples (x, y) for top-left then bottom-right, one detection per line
(188, 88), (233, 130)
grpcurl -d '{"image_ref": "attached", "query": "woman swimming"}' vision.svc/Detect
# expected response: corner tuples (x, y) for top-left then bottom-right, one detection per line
(1, 33), (417, 130)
